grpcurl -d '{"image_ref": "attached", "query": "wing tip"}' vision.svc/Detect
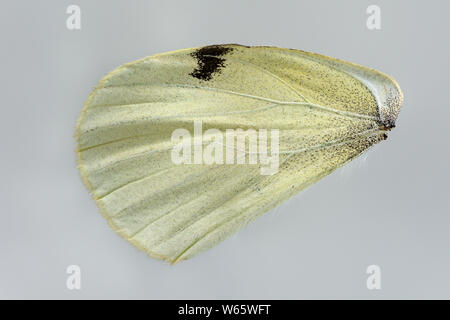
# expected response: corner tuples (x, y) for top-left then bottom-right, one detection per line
(377, 74), (404, 129)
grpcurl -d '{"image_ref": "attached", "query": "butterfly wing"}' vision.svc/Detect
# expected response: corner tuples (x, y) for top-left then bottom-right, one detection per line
(76, 44), (402, 263)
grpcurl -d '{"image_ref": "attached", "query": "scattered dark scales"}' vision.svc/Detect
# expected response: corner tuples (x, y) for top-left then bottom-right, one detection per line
(190, 45), (234, 81)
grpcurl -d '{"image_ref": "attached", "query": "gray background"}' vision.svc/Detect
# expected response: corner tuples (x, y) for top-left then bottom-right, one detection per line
(1, 0), (448, 299)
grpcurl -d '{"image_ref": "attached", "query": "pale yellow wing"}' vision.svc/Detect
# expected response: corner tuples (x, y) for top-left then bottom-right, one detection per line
(75, 44), (403, 263)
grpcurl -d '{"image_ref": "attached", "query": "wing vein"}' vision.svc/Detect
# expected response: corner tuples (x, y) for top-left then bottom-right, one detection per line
(101, 83), (379, 121)
(202, 54), (310, 102)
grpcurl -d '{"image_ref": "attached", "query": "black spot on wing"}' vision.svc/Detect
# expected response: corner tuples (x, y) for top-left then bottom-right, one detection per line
(190, 45), (234, 81)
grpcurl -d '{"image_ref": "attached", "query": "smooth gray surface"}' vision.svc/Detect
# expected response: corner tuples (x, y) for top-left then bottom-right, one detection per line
(0, 0), (449, 299)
